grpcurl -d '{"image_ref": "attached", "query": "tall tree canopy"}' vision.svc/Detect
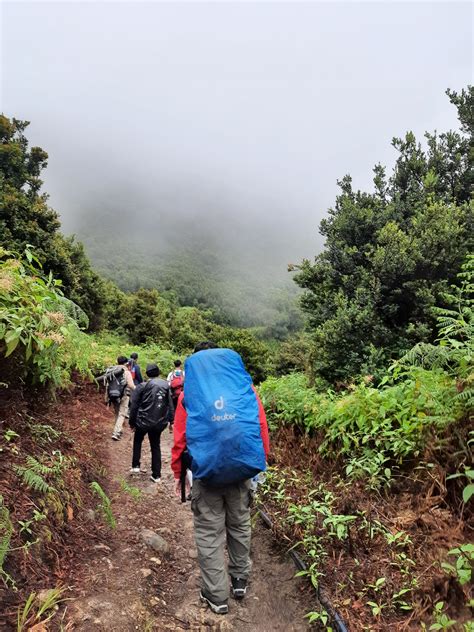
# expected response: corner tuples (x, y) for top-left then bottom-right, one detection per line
(294, 87), (473, 383)
(0, 116), (107, 330)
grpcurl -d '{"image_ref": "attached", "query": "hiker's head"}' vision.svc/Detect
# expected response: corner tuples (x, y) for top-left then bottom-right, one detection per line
(174, 359), (182, 368)
(146, 363), (160, 378)
(117, 355), (128, 365)
(193, 341), (218, 354)
(130, 352), (138, 360)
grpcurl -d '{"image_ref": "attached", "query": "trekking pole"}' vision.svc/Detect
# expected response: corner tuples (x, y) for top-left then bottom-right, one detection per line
(180, 449), (190, 503)
(180, 465), (187, 503)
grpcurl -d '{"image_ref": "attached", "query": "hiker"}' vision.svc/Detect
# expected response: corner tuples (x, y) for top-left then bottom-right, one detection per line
(167, 359), (185, 385)
(171, 341), (270, 615)
(128, 352), (144, 385)
(167, 359), (184, 431)
(129, 363), (174, 482)
(108, 355), (135, 441)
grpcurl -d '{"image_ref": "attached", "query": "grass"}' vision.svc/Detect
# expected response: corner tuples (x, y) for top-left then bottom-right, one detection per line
(17, 586), (67, 631)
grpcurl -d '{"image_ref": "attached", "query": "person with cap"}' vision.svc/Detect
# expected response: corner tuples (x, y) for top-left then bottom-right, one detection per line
(128, 363), (175, 482)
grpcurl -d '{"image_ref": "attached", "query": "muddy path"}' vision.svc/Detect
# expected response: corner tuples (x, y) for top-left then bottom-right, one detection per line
(66, 396), (314, 631)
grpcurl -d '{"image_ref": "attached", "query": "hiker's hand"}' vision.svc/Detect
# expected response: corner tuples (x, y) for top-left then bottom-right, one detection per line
(174, 479), (191, 498)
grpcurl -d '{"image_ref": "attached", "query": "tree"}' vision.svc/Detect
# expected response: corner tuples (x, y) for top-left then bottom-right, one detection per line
(0, 115), (108, 330)
(169, 306), (218, 352)
(294, 87), (473, 383)
(120, 289), (171, 345)
(214, 326), (270, 383)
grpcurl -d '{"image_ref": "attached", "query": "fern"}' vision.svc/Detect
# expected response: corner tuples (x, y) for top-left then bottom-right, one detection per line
(456, 386), (474, 409)
(402, 257), (474, 388)
(0, 495), (13, 575)
(14, 464), (55, 494)
(118, 477), (143, 501)
(14, 453), (70, 495)
(22, 453), (67, 478)
(90, 482), (116, 529)
(399, 343), (453, 370)
(28, 422), (61, 446)
(25, 456), (53, 476)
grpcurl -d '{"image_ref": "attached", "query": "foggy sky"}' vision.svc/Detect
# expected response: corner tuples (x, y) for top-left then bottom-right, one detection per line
(1, 1), (472, 271)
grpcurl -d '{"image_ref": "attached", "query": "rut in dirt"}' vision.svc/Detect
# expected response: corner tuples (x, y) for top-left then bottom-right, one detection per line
(66, 392), (315, 632)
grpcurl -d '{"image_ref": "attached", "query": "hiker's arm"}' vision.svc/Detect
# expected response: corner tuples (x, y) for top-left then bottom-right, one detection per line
(171, 393), (187, 479)
(253, 388), (270, 457)
(125, 369), (135, 390)
(129, 385), (143, 427)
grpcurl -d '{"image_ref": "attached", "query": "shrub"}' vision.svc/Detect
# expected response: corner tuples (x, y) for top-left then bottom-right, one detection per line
(0, 248), (91, 387)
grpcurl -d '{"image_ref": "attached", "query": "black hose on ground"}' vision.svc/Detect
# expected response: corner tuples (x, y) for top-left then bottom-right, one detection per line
(257, 508), (349, 632)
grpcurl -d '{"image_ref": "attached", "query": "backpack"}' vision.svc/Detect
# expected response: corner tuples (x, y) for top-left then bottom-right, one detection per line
(135, 379), (170, 431)
(128, 361), (137, 383)
(184, 348), (266, 486)
(105, 366), (126, 404)
(170, 372), (184, 399)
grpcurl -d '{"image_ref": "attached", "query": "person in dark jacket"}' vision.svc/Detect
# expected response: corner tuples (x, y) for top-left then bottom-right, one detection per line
(128, 352), (144, 385)
(129, 363), (174, 482)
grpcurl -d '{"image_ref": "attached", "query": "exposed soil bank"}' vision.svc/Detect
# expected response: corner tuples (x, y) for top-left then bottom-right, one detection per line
(263, 425), (474, 631)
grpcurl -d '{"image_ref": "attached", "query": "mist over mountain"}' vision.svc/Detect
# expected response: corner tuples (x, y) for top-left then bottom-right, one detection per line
(2, 1), (471, 326)
(70, 187), (305, 327)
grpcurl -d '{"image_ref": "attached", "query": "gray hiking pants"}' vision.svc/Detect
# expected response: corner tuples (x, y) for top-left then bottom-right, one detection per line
(191, 478), (252, 602)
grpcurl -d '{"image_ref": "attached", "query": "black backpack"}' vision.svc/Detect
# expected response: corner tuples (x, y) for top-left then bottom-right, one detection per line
(105, 366), (126, 404)
(135, 380), (170, 431)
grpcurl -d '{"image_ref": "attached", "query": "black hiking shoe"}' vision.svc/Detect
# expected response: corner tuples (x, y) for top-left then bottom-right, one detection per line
(200, 591), (228, 614)
(230, 576), (247, 600)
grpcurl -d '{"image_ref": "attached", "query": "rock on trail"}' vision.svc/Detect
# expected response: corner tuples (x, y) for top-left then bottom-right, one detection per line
(140, 528), (170, 554)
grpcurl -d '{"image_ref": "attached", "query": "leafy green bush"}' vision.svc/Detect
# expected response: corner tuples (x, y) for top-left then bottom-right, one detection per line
(260, 367), (461, 478)
(319, 366), (460, 461)
(259, 373), (327, 430)
(88, 332), (177, 377)
(399, 254), (473, 407)
(0, 248), (91, 387)
(261, 256), (473, 481)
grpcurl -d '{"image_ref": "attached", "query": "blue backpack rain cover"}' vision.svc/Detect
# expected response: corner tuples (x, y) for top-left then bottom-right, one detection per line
(184, 348), (266, 486)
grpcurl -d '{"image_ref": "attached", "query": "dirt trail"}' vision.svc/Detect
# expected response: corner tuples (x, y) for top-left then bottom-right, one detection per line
(66, 398), (314, 631)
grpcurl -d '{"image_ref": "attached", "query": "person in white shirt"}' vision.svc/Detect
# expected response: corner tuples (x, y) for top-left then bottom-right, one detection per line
(167, 359), (184, 383)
